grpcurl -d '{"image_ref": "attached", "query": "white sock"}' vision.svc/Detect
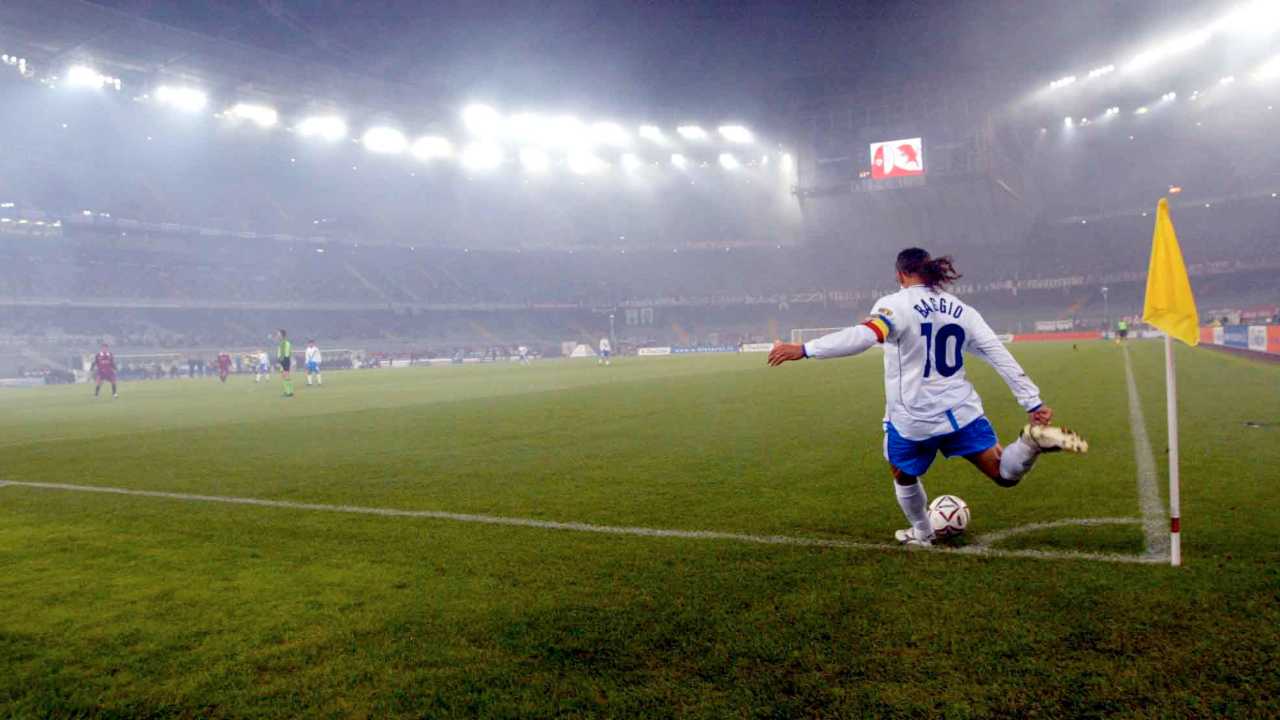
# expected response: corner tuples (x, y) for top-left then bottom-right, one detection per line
(306, 377), (312, 385)
(894, 480), (933, 539)
(317, 374), (322, 385)
(998, 437), (1040, 486)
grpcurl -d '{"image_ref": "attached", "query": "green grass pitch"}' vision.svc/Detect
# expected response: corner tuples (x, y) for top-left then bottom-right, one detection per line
(1, 341), (1277, 718)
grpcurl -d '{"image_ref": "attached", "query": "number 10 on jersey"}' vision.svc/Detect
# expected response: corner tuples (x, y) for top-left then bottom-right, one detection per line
(921, 322), (965, 378)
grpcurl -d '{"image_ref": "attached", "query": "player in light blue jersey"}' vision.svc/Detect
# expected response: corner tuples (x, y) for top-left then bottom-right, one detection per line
(769, 248), (1088, 546)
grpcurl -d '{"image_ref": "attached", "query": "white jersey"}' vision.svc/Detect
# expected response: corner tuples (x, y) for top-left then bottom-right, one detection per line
(599, 338), (611, 353)
(804, 284), (1041, 441)
(257, 351), (269, 367)
(305, 346), (321, 364)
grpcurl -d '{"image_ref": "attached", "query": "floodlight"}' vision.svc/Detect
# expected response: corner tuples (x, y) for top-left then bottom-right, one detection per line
(411, 136), (453, 161)
(66, 65), (111, 90)
(1126, 49), (1163, 73)
(1048, 75), (1077, 90)
(638, 125), (665, 142)
(462, 104), (502, 136)
(1212, 0), (1280, 35)
(780, 153), (794, 171)
(670, 153), (688, 169)
(545, 115), (586, 147)
(1220, 75), (1236, 85)
(1104, 106), (1120, 117)
(1162, 91), (1177, 101)
(1255, 54), (1280, 82)
(676, 125), (708, 140)
(1063, 116), (1074, 127)
(362, 126), (408, 154)
(519, 147), (550, 173)
(508, 112), (544, 141)
(298, 115), (347, 141)
(718, 153), (741, 170)
(717, 125), (753, 143)
(1134, 106), (1150, 115)
(461, 142), (503, 171)
(155, 85), (208, 113)
(567, 150), (606, 175)
(1127, 30), (1210, 73)
(227, 103), (278, 128)
(590, 122), (630, 146)
(1167, 30), (1210, 54)
(1087, 65), (1115, 79)
(620, 153), (642, 172)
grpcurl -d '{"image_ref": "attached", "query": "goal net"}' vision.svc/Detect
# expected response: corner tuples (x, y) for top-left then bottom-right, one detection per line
(790, 328), (846, 344)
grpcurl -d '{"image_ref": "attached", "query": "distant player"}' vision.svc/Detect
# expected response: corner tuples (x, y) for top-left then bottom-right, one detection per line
(217, 352), (232, 383)
(305, 340), (322, 386)
(518, 345), (530, 365)
(255, 350), (270, 383)
(1116, 319), (1129, 344)
(90, 343), (118, 398)
(598, 337), (611, 366)
(768, 248), (1088, 546)
(277, 329), (294, 397)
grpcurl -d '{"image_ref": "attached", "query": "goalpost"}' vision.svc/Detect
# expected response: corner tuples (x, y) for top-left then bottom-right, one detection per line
(789, 328), (847, 344)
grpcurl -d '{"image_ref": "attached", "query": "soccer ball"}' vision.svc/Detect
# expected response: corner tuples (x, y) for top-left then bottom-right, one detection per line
(928, 495), (970, 538)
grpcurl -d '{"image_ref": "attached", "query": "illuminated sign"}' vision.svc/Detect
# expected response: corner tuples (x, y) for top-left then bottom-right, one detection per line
(870, 137), (924, 180)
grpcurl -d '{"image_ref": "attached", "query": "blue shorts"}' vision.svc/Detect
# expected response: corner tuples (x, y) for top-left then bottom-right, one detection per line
(600, 350), (611, 358)
(307, 361), (320, 373)
(258, 363), (269, 373)
(884, 417), (998, 477)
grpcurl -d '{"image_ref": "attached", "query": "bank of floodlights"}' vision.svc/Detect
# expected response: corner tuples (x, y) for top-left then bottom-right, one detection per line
(226, 103), (279, 128)
(362, 126), (408, 154)
(154, 85), (208, 113)
(297, 115), (347, 141)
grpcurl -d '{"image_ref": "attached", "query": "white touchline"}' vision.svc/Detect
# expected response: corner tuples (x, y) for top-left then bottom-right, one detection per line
(0, 480), (1160, 565)
(1123, 347), (1172, 559)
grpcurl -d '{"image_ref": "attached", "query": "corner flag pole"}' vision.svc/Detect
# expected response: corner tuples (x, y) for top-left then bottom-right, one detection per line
(1164, 334), (1181, 566)
(1142, 197), (1197, 567)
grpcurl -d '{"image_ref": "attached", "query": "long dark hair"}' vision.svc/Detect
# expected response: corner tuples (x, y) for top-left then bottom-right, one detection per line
(896, 248), (961, 290)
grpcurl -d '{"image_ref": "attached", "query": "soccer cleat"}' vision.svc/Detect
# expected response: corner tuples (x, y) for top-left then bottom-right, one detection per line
(1022, 424), (1089, 453)
(894, 528), (934, 546)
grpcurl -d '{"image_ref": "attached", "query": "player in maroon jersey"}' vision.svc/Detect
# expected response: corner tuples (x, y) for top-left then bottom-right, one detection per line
(91, 343), (118, 398)
(217, 352), (232, 383)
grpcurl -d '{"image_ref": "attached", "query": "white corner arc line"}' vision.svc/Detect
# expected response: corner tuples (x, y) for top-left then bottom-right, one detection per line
(1123, 347), (1171, 558)
(968, 517), (1141, 549)
(1, 480), (1160, 565)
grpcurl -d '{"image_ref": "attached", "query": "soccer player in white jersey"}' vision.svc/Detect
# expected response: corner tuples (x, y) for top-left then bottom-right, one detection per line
(518, 345), (531, 365)
(305, 340), (323, 386)
(768, 248), (1087, 546)
(598, 337), (611, 365)
(255, 350), (270, 383)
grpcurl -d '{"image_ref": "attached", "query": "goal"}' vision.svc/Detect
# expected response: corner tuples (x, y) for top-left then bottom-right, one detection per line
(789, 328), (846, 344)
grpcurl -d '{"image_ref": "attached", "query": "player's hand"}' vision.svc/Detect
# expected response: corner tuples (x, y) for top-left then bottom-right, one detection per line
(768, 342), (806, 366)
(1028, 405), (1053, 426)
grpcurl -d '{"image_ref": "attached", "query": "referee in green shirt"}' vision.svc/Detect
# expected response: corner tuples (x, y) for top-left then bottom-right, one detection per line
(277, 329), (294, 397)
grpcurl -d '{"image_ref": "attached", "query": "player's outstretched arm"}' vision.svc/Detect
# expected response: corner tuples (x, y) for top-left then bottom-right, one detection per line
(768, 343), (806, 366)
(768, 324), (879, 366)
(964, 314), (1048, 421)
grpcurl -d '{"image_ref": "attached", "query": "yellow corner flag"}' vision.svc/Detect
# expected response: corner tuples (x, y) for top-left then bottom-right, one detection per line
(1142, 198), (1199, 345)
